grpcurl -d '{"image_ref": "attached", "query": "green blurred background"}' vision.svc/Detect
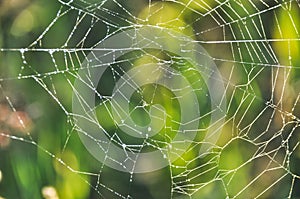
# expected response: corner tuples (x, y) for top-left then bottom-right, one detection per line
(0, 0), (300, 198)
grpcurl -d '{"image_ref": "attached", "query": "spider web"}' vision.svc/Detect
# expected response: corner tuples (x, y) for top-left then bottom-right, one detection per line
(0, 0), (300, 198)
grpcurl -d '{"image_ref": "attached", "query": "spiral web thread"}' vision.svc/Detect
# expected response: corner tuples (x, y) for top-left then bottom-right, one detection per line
(0, 0), (300, 198)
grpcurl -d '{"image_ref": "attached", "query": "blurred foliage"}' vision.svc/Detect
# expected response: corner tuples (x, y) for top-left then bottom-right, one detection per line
(0, 0), (300, 199)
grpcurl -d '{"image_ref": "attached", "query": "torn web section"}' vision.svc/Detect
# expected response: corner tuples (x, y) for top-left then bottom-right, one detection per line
(71, 25), (226, 198)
